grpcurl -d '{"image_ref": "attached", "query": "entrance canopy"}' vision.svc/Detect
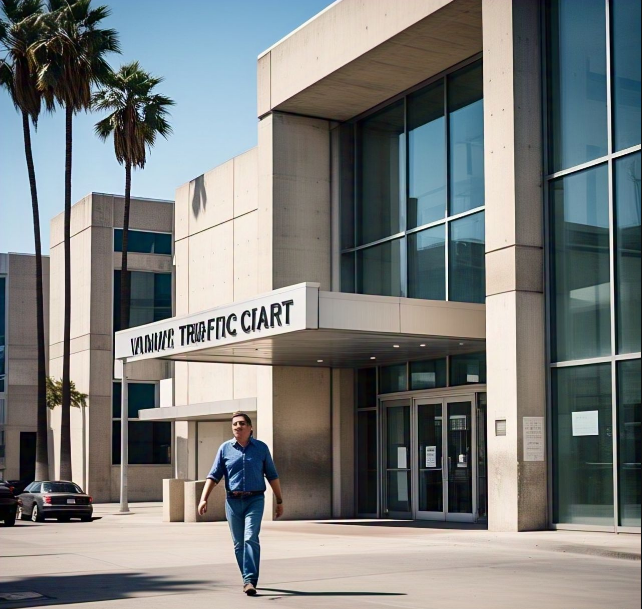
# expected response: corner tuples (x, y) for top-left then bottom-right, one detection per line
(114, 283), (485, 369)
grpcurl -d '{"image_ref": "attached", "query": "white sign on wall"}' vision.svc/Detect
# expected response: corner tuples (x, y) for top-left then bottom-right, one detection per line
(572, 411), (599, 437)
(523, 417), (545, 462)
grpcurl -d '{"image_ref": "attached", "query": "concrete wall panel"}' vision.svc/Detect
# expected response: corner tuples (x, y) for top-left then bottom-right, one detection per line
(188, 223), (234, 312)
(233, 364), (257, 400)
(188, 362), (234, 405)
(175, 182), (190, 242)
(233, 211), (259, 301)
(188, 161), (234, 237)
(272, 366), (332, 520)
(110, 465), (172, 502)
(233, 148), (259, 217)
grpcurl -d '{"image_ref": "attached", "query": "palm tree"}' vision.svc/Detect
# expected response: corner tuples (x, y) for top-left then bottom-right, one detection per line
(0, 0), (50, 481)
(93, 61), (173, 330)
(30, 0), (119, 480)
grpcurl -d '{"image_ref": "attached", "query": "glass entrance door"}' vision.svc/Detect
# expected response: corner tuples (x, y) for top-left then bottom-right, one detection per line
(384, 401), (412, 518)
(414, 396), (476, 522)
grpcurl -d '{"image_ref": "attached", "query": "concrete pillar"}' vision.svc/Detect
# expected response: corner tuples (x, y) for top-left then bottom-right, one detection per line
(184, 480), (225, 522)
(256, 111), (334, 520)
(332, 368), (355, 518)
(483, 0), (547, 531)
(162, 478), (185, 522)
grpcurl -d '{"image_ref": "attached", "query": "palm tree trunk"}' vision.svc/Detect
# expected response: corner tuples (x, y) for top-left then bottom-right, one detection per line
(60, 104), (73, 481)
(22, 111), (49, 482)
(119, 162), (132, 331)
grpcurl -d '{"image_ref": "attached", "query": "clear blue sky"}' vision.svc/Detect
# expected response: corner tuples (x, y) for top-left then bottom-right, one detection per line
(0, 0), (334, 254)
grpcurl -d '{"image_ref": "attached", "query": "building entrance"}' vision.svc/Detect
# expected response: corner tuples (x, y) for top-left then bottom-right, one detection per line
(382, 392), (486, 523)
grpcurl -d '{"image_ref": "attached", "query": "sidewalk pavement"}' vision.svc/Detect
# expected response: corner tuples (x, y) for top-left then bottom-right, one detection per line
(0, 502), (639, 609)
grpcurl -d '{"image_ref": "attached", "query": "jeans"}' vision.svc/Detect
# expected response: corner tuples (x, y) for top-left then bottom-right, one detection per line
(225, 494), (265, 586)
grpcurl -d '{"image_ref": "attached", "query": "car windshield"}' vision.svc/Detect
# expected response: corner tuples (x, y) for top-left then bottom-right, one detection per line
(41, 482), (81, 494)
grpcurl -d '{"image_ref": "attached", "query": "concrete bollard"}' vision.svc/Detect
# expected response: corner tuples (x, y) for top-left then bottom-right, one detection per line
(184, 480), (226, 522)
(163, 479), (185, 522)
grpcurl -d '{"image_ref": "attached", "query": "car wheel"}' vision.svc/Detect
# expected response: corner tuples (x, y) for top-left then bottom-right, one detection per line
(4, 515), (16, 527)
(80, 515), (92, 522)
(18, 507), (29, 521)
(31, 505), (43, 522)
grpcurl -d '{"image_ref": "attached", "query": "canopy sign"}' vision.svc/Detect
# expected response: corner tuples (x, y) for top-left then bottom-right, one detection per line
(114, 283), (319, 362)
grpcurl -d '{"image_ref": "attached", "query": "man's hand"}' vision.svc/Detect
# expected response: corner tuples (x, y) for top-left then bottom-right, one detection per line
(275, 502), (284, 519)
(198, 499), (208, 515)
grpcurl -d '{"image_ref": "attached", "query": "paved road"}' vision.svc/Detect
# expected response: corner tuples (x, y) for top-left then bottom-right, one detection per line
(0, 503), (639, 609)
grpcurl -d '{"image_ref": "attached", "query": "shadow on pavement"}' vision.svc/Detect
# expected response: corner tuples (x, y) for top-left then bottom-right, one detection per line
(323, 520), (487, 530)
(259, 588), (405, 598)
(0, 572), (213, 608)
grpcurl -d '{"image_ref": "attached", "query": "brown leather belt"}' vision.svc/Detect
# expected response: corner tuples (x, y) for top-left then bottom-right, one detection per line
(227, 491), (264, 498)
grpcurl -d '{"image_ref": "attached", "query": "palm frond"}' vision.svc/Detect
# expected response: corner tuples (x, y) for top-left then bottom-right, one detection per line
(93, 60), (174, 169)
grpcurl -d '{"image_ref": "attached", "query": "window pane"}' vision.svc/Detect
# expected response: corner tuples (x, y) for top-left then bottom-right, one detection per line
(341, 253), (355, 294)
(153, 273), (172, 322)
(449, 212), (485, 303)
(357, 410), (378, 514)
(450, 352), (486, 386)
(112, 382), (156, 419)
(357, 239), (402, 297)
(112, 421), (171, 465)
(448, 61), (484, 215)
(615, 153), (641, 354)
(408, 225), (446, 300)
(379, 364), (407, 394)
(357, 368), (377, 408)
(612, 0), (641, 152)
(550, 165), (611, 361)
(547, 0), (608, 172)
(408, 80), (446, 228)
(618, 359), (641, 527)
(114, 229), (172, 255)
(357, 100), (405, 245)
(552, 364), (613, 526)
(339, 124), (356, 249)
(114, 271), (173, 332)
(410, 359), (447, 390)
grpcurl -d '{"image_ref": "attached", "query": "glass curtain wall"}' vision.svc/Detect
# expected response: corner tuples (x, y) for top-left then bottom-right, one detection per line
(342, 58), (485, 304)
(547, 0), (641, 529)
(356, 369), (378, 515)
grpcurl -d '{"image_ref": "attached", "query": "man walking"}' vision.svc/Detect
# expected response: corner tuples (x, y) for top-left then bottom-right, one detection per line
(198, 412), (283, 596)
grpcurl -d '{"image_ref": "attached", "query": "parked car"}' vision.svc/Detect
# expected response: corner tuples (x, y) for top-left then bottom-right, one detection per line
(18, 481), (93, 522)
(0, 479), (16, 493)
(7, 480), (31, 496)
(0, 484), (21, 526)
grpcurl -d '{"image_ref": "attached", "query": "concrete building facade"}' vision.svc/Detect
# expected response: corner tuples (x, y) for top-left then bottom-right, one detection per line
(110, 0), (639, 533)
(49, 193), (174, 501)
(0, 253), (50, 482)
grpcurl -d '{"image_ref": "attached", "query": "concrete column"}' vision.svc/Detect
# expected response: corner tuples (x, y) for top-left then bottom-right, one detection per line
(332, 368), (355, 518)
(256, 111), (334, 520)
(162, 478), (185, 522)
(483, 0), (547, 531)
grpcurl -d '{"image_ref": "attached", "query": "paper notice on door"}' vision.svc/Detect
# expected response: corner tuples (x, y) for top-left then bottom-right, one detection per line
(397, 471), (409, 502)
(572, 411), (599, 437)
(523, 417), (545, 462)
(426, 446), (437, 468)
(397, 447), (408, 469)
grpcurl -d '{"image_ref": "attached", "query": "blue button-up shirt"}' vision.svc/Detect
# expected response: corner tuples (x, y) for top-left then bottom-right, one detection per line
(207, 437), (279, 492)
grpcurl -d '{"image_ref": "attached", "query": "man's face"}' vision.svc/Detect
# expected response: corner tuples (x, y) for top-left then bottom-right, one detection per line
(232, 416), (252, 443)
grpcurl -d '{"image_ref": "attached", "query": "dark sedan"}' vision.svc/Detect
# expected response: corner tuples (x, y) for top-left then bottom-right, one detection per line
(0, 484), (20, 526)
(18, 481), (93, 522)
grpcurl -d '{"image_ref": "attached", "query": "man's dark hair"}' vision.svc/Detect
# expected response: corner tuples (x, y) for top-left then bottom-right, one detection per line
(232, 412), (253, 427)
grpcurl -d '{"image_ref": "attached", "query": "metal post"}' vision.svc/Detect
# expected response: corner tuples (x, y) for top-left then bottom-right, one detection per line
(120, 360), (129, 512)
(81, 404), (87, 492)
